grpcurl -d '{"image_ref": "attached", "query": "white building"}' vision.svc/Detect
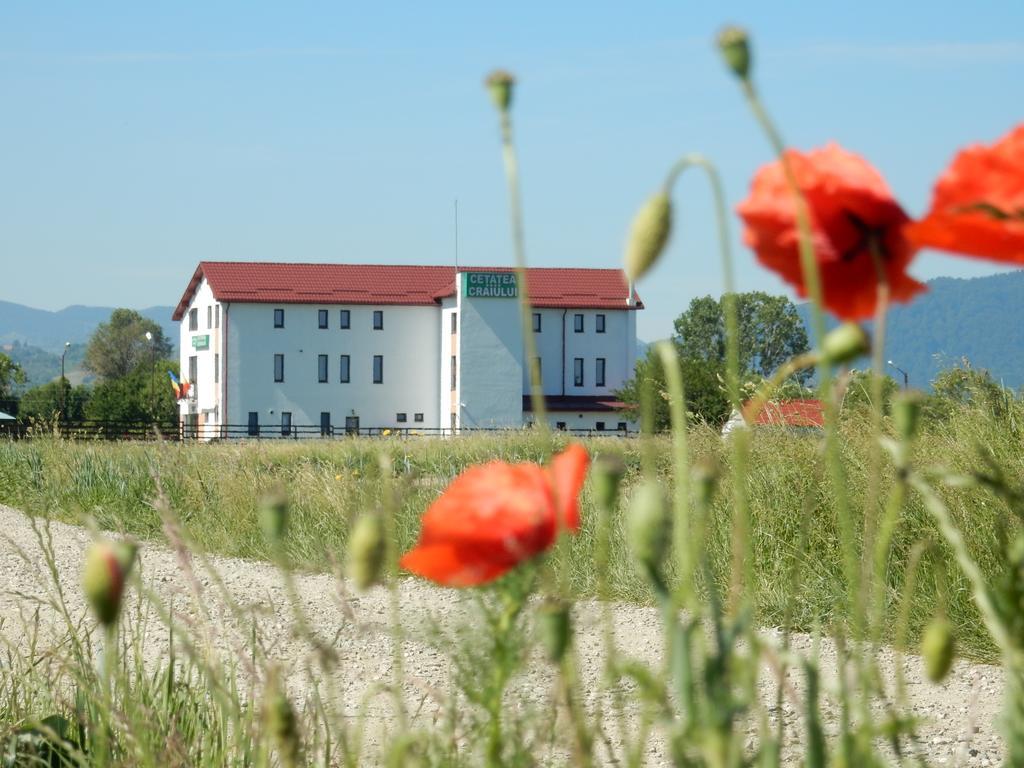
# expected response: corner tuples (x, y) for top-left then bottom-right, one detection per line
(171, 262), (643, 438)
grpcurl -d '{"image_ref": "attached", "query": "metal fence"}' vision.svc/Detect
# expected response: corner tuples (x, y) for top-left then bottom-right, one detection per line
(3, 420), (635, 441)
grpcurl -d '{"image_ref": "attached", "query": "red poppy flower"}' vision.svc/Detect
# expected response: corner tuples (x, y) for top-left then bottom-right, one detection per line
(737, 143), (925, 320)
(400, 443), (589, 587)
(905, 124), (1024, 264)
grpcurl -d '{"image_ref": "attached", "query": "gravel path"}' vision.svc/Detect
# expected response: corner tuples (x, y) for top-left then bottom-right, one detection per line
(0, 503), (1006, 766)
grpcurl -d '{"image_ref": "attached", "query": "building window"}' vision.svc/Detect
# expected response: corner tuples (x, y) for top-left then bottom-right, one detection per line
(373, 310), (383, 330)
(373, 355), (383, 384)
(596, 314), (606, 333)
(618, 421), (628, 432)
(397, 413), (407, 423)
(339, 309), (350, 329)
(214, 353), (220, 384)
(574, 314), (584, 333)
(281, 412), (292, 437)
(531, 357), (541, 387)
(414, 413), (424, 423)
(215, 305), (221, 328)
(207, 305), (213, 329)
(532, 312), (541, 332)
(274, 354), (284, 383)
(574, 357), (584, 387)
(188, 308), (198, 331)
(318, 309), (329, 329)
(339, 355), (350, 383)
(188, 355), (197, 383)
(596, 357), (606, 387)
(556, 421), (567, 431)
(320, 411), (331, 437)
(451, 355), (457, 391)
(273, 308), (284, 328)
(247, 411), (259, 436)
(318, 354), (328, 383)
(451, 313), (457, 334)
(596, 421), (606, 431)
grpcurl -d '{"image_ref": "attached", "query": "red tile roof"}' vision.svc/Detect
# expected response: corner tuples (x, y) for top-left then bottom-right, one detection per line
(173, 262), (643, 320)
(751, 399), (824, 428)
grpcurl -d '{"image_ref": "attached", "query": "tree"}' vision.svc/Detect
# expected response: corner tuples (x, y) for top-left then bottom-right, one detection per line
(0, 353), (26, 399)
(673, 292), (811, 384)
(19, 379), (90, 422)
(84, 309), (173, 381)
(85, 359), (179, 424)
(616, 343), (731, 429)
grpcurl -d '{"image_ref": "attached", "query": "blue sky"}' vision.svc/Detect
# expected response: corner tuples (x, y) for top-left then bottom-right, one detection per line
(1, 1), (1021, 341)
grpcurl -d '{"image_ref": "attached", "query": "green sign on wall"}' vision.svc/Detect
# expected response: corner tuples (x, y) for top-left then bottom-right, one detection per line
(191, 334), (210, 350)
(463, 271), (518, 298)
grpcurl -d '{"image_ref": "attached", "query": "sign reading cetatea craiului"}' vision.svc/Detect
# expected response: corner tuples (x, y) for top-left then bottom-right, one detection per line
(463, 271), (518, 298)
(191, 334), (210, 350)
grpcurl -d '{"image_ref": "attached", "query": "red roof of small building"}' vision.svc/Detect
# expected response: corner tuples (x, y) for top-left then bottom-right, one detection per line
(173, 261), (643, 320)
(751, 399), (824, 428)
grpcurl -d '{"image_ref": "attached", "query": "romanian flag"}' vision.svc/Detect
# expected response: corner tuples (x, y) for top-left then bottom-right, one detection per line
(168, 371), (191, 401)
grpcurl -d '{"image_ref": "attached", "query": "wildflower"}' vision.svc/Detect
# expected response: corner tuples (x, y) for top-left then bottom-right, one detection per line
(737, 143), (925, 320)
(820, 323), (870, 365)
(382, 429), (391, 437)
(921, 615), (956, 683)
(626, 479), (670, 575)
(259, 489), (289, 546)
(716, 26), (751, 80)
(905, 124), (1024, 264)
(485, 69), (515, 112)
(335, 474), (342, 481)
(624, 191), (672, 281)
(82, 540), (138, 626)
(400, 444), (589, 587)
(347, 513), (387, 590)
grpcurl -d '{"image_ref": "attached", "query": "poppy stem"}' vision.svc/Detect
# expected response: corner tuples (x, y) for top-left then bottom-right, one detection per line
(732, 74), (856, 634)
(496, 108), (550, 439)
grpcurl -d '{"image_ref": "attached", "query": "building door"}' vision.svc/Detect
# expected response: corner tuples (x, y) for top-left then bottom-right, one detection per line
(320, 411), (332, 436)
(345, 416), (359, 435)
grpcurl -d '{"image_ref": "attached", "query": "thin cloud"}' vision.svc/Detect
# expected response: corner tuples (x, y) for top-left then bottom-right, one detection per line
(0, 47), (359, 64)
(775, 40), (1024, 62)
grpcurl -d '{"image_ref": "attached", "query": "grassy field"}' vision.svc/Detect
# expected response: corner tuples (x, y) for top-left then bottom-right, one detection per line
(1, 404), (1018, 664)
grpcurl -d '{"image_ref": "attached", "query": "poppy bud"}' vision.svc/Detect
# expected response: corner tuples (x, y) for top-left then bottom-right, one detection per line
(691, 457), (719, 510)
(264, 671), (301, 767)
(259, 489), (289, 547)
(820, 323), (870, 366)
(484, 69), (515, 112)
(82, 540), (137, 626)
(536, 599), (572, 664)
(592, 453), (626, 511)
(716, 26), (751, 80)
(347, 513), (387, 590)
(626, 479), (671, 574)
(921, 615), (955, 683)
(624, 192), (672, 282)
(891, 390), (924, 442)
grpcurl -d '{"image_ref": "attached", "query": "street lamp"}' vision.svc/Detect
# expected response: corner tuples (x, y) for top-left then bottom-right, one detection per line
(59, 341), (71, 423)
(145, 332), (157, 424)
(887, 360), (909, 389)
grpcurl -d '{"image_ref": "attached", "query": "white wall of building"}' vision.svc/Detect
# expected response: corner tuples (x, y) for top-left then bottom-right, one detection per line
(525, 308), (636, 396)
(225, 303), (440, 433)
(178, 278), (223, 431)
(456, 274), (524, 430)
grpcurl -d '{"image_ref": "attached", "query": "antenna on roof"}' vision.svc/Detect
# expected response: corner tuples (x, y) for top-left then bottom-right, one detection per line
(454, 199), (459, 269)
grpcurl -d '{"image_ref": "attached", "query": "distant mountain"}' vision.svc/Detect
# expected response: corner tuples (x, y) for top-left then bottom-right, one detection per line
(796, 270), (1024, 390)
(0, 301), (177, 354)
(1, 340), (91, 392)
